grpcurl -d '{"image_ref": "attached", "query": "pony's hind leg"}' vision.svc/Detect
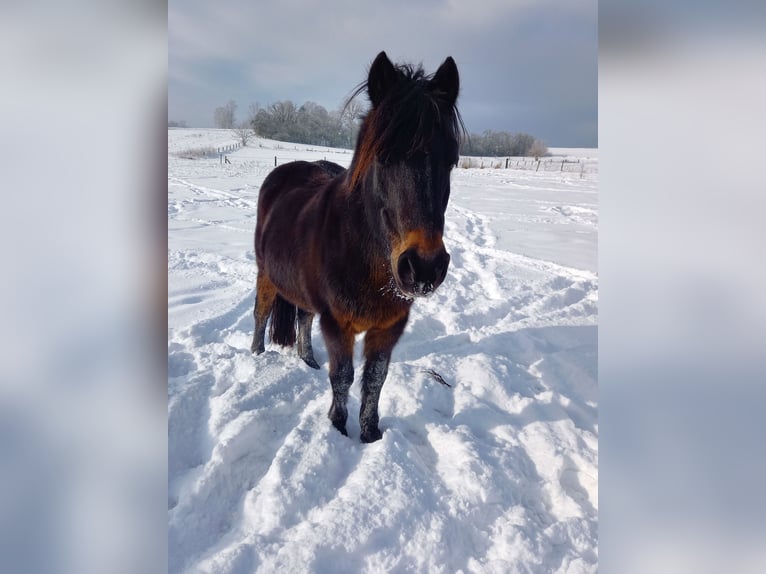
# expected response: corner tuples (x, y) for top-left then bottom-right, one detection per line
(320, 313), (355, 436)
(297, 308), (320, 369)
(251, 271), (277, 354)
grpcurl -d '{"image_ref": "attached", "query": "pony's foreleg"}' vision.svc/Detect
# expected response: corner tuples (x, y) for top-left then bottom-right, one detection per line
(297, 308), (320, 369)
(251, 272), (277, 354)
(359, 315), (409, 443)
(320, 313), (355, 436)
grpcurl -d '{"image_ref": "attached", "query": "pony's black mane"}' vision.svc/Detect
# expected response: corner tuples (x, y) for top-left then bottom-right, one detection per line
(346, 62), (465, 187)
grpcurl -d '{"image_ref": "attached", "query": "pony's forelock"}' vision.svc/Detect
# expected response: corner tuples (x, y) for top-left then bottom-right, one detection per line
(346, 61), (465, 190)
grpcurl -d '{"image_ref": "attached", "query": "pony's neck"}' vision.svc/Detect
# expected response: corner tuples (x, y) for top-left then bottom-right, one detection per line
(344, 178), (390, 266)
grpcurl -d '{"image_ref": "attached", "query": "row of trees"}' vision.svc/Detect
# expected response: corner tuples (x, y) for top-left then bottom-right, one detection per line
(211, 99), (365, 149)
(250, 100), (366, 149)
(460, 130), (548, 157)
(210, 99), (548, 157)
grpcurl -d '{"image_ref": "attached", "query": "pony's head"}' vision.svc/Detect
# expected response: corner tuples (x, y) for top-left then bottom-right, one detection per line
(349, 51), (463, 298)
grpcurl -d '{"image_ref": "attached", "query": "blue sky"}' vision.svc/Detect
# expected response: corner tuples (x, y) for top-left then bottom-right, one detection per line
(169, 0), (597, 147)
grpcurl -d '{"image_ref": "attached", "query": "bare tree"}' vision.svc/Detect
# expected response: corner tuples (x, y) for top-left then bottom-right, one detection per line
(213, 100), (237, 129)
(247, 102), (261, 128)
(337, 97), (367, 147)
(528, 139), (549, 158)
(232, 121), (254, 146)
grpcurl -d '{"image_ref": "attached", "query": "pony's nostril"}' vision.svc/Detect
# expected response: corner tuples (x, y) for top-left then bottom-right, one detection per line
(397, 251), (417, 286)
(397, 249), (449, 295)
(407, 256), (416, 277)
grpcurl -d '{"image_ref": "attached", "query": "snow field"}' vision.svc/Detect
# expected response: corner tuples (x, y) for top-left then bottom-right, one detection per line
(168, 129), (598, 573)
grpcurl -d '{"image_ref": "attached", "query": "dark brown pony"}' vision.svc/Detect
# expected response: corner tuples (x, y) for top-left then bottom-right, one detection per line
(251, 51), (462, 442)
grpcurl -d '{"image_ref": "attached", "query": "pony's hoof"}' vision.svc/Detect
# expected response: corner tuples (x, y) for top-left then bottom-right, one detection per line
(251, 341), (265, 354)
(328, 404), (348, 436)
(360, 428), (383, 443)
(301, 356), (320, 369)
(331, 420), (348, 437)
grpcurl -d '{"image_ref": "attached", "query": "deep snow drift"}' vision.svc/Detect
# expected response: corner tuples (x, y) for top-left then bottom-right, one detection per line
(168, 129), (598, 573)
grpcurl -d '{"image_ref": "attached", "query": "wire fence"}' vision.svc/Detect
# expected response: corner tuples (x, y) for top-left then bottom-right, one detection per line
(171, 142), (242, 161)
(458, 156), (598, 177)
(216, 143), (241, 164)
(173, 141), (597, 179)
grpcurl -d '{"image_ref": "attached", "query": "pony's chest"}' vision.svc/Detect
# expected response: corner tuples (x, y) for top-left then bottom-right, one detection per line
(333, 279), (411, 334)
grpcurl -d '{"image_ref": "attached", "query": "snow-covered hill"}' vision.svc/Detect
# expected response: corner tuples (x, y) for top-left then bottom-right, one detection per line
(168, 129), (598, 573)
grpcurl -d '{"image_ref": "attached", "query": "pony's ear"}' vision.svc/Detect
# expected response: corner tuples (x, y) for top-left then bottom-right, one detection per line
(432, 56), (459, 106)
(367, 51), (397, 107)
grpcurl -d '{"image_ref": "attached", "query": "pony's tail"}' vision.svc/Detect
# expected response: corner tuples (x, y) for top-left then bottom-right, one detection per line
(269, 295), (297, 347)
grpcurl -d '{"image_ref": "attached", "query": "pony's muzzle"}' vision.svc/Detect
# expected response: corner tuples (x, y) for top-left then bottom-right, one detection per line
(395, 247), (450, 297)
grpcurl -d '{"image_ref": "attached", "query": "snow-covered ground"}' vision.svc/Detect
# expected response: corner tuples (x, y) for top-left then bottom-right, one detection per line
(168, 129), (598, 573)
